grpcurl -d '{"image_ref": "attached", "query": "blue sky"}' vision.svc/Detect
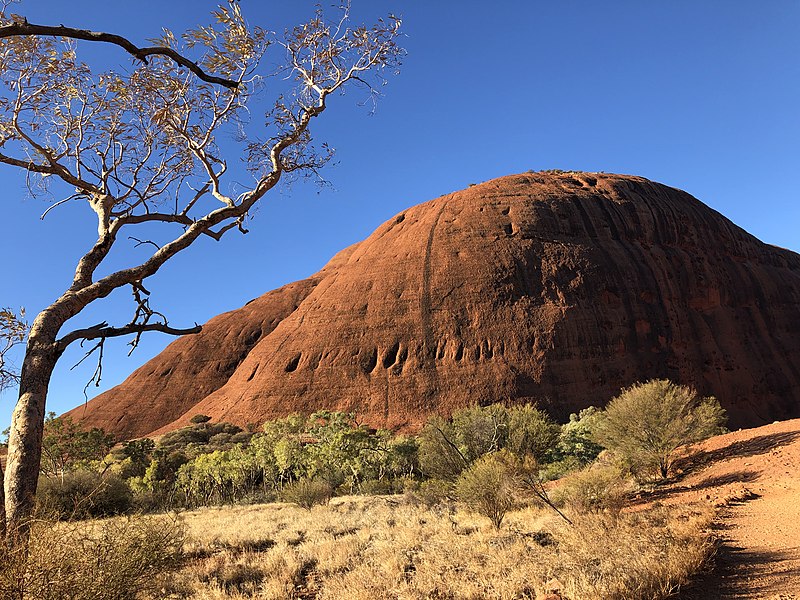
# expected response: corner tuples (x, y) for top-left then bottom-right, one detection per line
(1, 1), (799, 430)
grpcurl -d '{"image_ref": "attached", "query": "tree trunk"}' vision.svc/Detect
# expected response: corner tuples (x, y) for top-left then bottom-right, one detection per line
(0, 463), (6, 539)
(4, 333), (60, 536)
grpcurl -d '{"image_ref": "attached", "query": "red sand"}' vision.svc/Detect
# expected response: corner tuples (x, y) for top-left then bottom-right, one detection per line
(663, 419), (800, 598)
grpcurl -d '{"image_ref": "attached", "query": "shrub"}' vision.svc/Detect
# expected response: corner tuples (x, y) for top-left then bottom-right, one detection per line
(506, 404), (560, 462)
(413, 478), (454, 508)
(451, 403), (510, 462)
(40, 413), (115, 478)
(230, 431), (254, 445)
(418, 416), (467, 480)
(0, 514), (186, 599)
(189, 414), (212, 424)
(37, 471), (133, 519)
(555, 407), (604, 466)
(552, 464), (631, 514)
(280, 478), (334, 510)
(594, 379), (727, 479)
(359, 479), (393, 495)
(455, 450), (521, 529)
(418, 404), (559, 481)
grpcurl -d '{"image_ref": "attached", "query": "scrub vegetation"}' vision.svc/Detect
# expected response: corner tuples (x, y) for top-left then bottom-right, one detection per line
(0, 378), (726, 599)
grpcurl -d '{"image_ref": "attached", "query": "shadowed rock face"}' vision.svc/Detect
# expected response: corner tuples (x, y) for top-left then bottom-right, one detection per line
(68, 173), (800, 438)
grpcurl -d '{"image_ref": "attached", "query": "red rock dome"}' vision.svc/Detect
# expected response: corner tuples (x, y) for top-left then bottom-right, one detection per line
(67, 172), (800, 438)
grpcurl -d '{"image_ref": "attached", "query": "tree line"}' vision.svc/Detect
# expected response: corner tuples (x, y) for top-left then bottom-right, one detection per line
(25, 379), (726, 523)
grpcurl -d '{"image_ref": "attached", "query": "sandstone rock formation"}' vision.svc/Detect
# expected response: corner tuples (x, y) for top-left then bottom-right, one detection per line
(66, 173), (800, 439)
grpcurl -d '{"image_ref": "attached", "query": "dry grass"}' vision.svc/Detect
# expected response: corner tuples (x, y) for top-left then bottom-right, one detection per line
(164, 494), (714, 600)
(0, 514), (185, 600)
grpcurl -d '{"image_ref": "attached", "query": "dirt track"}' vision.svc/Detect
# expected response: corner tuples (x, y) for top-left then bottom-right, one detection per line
(662, 419), (800, 599)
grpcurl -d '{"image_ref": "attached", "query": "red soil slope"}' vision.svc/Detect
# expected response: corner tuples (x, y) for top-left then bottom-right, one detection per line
(655, 419), (800, 598)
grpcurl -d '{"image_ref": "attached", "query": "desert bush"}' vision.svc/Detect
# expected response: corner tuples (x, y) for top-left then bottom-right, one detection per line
(115, 411), (416, 511)
(230, 431), (254, 445)
(359, 478), (393, 495)
(451, 403), (510, 461)
(40, 413), (115, 478)
(418, 416), (468, 480)
(126, 450), (190, 511)
(158, 421), (244, 456)
(0, 514), (186, 599)
(594, 379), (727, 479)
(506, 404), (560, 462)
(455, 450), (522, 529)
(303, 411), (393, 491)
(552, 464), (631, 514)
(384, 435), (420, 479)
(419, 404), (559, 482)
(413, 478), (454, 507)
(37, 470), (133, 519)
(281, 478), (334, 510)
(177, 447), (264, 506)
(552, 407), (604, 467)
(107, 438), (156, 479)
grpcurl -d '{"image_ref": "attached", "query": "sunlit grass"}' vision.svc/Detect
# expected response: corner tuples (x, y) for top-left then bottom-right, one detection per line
(164, 494), (713, 600)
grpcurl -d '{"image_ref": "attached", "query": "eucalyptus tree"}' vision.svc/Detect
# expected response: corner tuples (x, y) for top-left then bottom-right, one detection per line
(0, 1), (402, 534)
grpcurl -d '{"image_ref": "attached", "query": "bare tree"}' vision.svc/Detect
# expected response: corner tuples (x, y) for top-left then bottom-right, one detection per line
(0, 1), (402, 535)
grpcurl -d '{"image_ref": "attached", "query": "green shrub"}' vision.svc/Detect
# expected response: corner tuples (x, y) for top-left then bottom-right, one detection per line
(229, 431), (254, 445)
(506, 404), (560, 462)
(40, 413), (115, 478)
(594, 379), (727, 479)
(451, 404), (510, 462)
(418, 404), (559, 481)
(418, 417), (467, 480)
(552, 464), (631, 514)
(280, 478), (333, 510)
(0, 515), (186, 599)
(37, 471), (133, 519)
(359, 479), (393, 495)
(555, 407), (604, 465)
(411, 478), (453, 508)
(455, 450), (521, 529)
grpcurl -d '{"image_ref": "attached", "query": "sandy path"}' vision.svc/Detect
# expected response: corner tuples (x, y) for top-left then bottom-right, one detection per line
(664, 419), (800, 599)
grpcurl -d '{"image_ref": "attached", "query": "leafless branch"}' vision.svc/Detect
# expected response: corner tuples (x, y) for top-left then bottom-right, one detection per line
(128, 236), (161, 250)
(58, 320), (201, 351)
(70, 337), (104, 398)
(40, 193), (84, 220)
(0, 20), (240, 88)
